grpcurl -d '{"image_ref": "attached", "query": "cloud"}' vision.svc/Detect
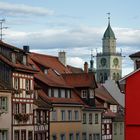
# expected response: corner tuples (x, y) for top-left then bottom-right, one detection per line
(0, 2), (54, 17)
(4, 25), (140, 76)
(67, 57), (85, 68)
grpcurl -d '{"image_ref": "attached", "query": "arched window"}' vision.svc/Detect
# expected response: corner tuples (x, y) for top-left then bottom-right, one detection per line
(113, 73), (116, 80)
(116, 73), (120, 80)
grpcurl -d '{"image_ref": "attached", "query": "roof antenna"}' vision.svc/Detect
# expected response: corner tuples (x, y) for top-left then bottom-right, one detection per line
(107, 12), (111, 25)
(0, 19), (8, 41)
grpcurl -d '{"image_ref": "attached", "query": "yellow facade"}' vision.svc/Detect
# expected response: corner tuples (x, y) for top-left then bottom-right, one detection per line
(50, 106), (83, 140)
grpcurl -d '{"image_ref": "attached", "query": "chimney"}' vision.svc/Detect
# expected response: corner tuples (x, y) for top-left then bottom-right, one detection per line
(23, 45), (30, 53)
(84, 62), (88, 73)
(58, 51), (66, 66)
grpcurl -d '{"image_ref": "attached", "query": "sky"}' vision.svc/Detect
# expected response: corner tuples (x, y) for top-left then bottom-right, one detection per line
(1, 0), (140, 76)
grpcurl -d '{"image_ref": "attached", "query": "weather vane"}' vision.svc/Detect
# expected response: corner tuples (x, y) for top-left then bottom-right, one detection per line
(107, 12), (111, 24)
(0, 19), (8, 41)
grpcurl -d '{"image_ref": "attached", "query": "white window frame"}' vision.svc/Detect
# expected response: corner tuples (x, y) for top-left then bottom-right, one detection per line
(81, 90), (87, 98)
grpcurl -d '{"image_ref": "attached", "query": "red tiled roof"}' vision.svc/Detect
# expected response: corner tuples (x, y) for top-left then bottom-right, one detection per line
(30, 52), (71, 74)
(0, 54), (37, 73)
(35, 70), (72, 88)
(95, 84), (118, 104)
(62, 73), (97, 88)
(28, 52), (72, 88)
(38, 89), (84, 105)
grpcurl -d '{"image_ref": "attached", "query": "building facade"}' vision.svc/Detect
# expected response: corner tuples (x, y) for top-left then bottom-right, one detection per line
(0, 41), (51, 140)
(0, 88), (12, 140)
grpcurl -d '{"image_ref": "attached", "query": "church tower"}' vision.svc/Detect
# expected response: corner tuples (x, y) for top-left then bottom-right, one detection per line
(96, 14), (122, 83)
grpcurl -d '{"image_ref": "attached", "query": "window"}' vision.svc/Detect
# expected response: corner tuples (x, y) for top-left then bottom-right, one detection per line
(81, 90), (87, 98)
(83, 113), (86, 124)
(36, 111), (41, 123)
(104, 73), (108, 81)
(60, 134), (65, 140)
(89, 134), (92, 140)
(82, 133), (86, 140)
(68, 110), (72, 121)
(23, 55), (27, 65)
(89, 113), (92, 124)
(69, 133), (74, 140)
(61, 89), (65, 98)
(52, 135), (57, 140)
(54, 89), (58, 97)
(28, 131), (33, 140)
(52, 110), (57, 121)
(120, 123), (123, 135)
(21, 130), (26, 140)
(21, 104), (26, 114)
(49, 88), (54, 97)
(14, 78), (19, 90)
(12, 52), (16, 63)
(42, 111), (47, 123)
(61, 110), (66, 121)
(116, 73), (120, 80)
(65, 89), (71, 98)
(25, 79), (30, 91)
(0, 97), (8, 111)
(110, 105), (117, 113)
(14, 130), (20, 140)
(93, 134), (100, 140)
(74, 111), (79, 121)
(113, 73), (116, 80)
(0, 130), (8, 140)
(89, 89), (94, 98)
(114, 123), (117, 135)
(76, 133), (80, 140)
(95, 114), (99, 124)
(13, 103), (19, 114)
(48, 89), (52, 97)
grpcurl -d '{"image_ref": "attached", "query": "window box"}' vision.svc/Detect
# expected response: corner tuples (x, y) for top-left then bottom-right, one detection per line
(14, 113), (29, 122)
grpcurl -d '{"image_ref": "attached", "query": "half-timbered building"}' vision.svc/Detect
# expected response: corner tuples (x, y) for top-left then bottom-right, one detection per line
(0, 41), (51, 140)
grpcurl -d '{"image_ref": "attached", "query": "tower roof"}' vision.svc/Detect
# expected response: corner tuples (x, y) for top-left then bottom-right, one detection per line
(103, 23), (116, 39)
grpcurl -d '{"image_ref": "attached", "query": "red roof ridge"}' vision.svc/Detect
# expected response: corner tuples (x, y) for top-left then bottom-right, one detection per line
(30, 52), (58, 59)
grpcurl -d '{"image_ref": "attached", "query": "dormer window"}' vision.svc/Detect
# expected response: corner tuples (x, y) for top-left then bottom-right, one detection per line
(89, 89), (94, 98)
(23, 55), (27, 65)
(11, 52), (16, 63)
(81, 90), (87, 98)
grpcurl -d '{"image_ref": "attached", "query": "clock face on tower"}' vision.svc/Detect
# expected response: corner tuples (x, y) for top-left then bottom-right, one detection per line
(100, 58), (106, 66)
(113, 58), (119, 66)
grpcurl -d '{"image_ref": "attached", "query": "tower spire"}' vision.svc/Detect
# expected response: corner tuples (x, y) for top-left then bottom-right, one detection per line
(107, 12), (110, 25)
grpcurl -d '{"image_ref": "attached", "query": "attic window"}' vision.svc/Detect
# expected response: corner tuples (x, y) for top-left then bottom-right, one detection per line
(53, 69), (60, 76)
(81, 90), (87, 98)
(22, 55), (27, 65)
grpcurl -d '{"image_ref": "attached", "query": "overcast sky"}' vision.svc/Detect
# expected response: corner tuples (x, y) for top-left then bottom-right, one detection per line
(1, 0), (140, 76)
